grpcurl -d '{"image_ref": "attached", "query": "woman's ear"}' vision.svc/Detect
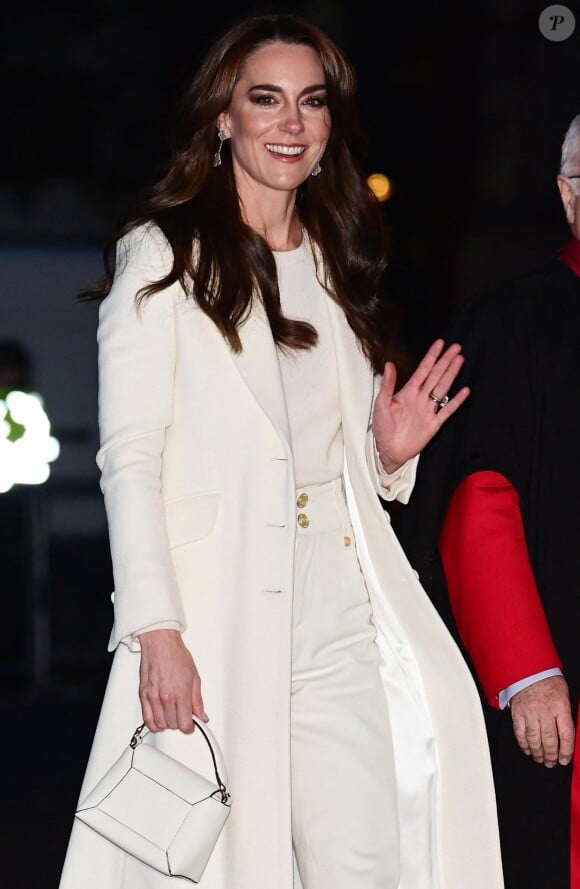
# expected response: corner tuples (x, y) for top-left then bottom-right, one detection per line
(216, 113), (230, 138)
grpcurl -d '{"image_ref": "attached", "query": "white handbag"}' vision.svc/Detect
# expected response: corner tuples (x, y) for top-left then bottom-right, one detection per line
(75, 717), (231, 883)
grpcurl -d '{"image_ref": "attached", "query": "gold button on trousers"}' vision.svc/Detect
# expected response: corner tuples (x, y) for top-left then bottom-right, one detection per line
(291, 477), (399, 889)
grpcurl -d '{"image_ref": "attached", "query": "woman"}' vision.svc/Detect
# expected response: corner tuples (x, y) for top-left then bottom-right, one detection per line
(59, 13), (503, 889)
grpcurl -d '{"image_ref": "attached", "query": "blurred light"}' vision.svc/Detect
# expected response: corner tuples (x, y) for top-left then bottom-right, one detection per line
(367, 173), (392, 202)
(0, 391), (60, 493)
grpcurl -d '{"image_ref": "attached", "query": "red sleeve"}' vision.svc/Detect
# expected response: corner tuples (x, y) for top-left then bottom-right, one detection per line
(438, 470), (561, 708)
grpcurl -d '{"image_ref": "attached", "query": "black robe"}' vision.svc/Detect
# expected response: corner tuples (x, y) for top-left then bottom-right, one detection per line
(392, 255), (580, 889)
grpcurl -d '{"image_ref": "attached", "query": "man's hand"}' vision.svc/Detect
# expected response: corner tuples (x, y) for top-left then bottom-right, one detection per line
(510, 675), (575, 767)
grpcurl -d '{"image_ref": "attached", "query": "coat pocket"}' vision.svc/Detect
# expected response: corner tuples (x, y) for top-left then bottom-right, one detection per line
(164, 491), (221, 549)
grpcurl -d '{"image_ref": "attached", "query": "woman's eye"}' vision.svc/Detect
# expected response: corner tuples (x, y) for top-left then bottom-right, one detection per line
(251, 94), (276, 105)
(303, 95), (327, 107)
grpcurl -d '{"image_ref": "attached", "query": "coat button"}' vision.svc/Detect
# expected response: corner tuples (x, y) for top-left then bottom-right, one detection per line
(344, 536), (351, 547)
(296, 492), (309, 508)
(297, 513), (310, 528)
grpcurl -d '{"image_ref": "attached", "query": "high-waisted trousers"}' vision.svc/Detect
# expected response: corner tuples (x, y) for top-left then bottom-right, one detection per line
(291, 477), (399, 889)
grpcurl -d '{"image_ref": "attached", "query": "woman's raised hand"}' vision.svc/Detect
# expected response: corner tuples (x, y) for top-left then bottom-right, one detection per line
(372, 339), (470, 474)
(138, 628), (208, 733)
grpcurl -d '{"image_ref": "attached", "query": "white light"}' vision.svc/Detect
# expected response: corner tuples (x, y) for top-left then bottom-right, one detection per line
(0, 391), (60, 493)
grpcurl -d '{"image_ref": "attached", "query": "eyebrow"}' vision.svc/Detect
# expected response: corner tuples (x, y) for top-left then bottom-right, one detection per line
(248, 83), (327, 96)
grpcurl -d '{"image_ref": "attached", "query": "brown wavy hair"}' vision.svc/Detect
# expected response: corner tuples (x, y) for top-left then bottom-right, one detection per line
(83, 13), (392, 372)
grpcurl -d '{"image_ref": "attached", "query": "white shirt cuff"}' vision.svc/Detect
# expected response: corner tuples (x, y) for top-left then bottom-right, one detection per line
(498, 667), (563, 709)
(365, 429), (419, 504)
(118, 620), (184, 652)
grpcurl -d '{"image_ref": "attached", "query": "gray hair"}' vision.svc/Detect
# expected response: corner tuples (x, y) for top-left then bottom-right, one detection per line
(560, 113), (580, 176)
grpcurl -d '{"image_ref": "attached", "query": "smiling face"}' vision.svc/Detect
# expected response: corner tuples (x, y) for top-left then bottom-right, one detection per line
(217, 41), (331, 205)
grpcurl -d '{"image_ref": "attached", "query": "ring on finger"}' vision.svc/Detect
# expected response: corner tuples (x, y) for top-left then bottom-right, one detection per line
(428, 390), (450, 408)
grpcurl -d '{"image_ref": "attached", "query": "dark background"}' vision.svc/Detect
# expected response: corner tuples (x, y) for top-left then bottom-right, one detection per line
(1, 2), (579, 887)
(3, 1), (579, 331)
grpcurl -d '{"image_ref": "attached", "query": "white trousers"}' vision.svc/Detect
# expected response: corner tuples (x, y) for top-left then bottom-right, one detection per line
(291, 477), (400, 889)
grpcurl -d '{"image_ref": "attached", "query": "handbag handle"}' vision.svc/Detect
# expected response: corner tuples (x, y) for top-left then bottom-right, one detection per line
(129, 717), (230, 804)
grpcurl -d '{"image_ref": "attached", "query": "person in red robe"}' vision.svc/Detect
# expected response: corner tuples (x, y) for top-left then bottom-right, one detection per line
(392, 112), (580, 889)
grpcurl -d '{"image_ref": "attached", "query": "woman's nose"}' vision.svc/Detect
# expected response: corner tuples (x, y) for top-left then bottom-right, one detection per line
(279, 110), (305, 134)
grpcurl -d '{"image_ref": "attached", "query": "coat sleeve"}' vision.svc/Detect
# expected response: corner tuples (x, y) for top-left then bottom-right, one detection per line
(365, 428), (419, 503)
(434, 287), (562, 705)
(96, 224), (187, 651)
(439, 469), (561, 707)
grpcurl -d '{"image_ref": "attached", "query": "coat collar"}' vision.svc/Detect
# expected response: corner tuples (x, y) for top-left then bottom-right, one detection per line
(326, 296), (374, 449)
(557, 236), (580, 277)
(231, 300), (292, 452)
(307, 238), (373, 446)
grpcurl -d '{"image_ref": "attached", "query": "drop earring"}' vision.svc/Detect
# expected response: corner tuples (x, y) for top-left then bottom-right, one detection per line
(311, 162), (322, 177)
(213, 131), (228, 168)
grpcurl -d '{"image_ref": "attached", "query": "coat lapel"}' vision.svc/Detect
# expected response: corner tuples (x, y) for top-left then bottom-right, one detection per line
(228, 281), (374, 457)
(231, 301), (292, 451)
(326, 296), (374, 450)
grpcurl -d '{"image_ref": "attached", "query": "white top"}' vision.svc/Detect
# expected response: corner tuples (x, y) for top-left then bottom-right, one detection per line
(274, 239), (343, 488)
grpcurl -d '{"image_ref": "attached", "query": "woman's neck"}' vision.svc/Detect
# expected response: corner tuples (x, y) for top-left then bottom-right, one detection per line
(238, 188), (302, 251)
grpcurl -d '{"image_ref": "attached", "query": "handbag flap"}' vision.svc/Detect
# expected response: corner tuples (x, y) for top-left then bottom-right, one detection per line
(77, 743), (218, 813)
(133, 743), (219, 803)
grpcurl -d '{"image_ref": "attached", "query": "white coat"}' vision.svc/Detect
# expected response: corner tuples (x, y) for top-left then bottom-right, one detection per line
(59, 225), (504, 889)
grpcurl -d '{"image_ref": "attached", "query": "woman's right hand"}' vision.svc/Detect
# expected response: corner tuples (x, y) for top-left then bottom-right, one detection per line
(138, 628), (208, 733)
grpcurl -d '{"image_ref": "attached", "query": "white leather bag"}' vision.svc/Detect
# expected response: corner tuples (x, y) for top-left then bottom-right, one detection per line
(75, 717), (231, 883)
